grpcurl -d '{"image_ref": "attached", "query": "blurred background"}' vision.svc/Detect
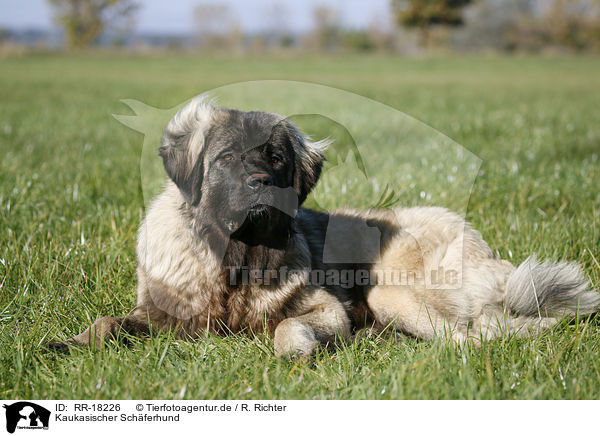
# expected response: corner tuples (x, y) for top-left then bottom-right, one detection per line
(2, 0), (600, 54)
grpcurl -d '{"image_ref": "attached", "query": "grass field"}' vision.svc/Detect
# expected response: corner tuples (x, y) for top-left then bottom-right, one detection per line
(1, 53), (600, 399)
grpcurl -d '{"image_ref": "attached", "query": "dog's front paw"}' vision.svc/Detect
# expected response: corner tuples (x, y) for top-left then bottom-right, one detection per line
(273, 318), (318, 359)
(44, 340), (76, 353)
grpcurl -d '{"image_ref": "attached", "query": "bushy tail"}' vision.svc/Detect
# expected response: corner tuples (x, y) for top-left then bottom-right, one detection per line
(505, 255), (600, 317)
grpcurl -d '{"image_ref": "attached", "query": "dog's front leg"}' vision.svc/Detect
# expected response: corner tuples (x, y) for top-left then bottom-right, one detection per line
(273, 289), (350, 358)
(47, 315), (151, 351)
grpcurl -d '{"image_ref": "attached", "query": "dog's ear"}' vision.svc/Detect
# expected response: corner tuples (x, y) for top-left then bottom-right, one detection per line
(159, 133), (205, 206)
(159, 96), (213, 206)
(284, 122), (330, 205)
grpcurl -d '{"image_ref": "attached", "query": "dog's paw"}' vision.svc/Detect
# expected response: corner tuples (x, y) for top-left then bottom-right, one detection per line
(44, 340), (75, 353)
(273, 318), (318, 359)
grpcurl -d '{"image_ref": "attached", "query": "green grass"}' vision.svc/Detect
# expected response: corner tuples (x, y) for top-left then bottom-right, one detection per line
(1, 53), (600, 399)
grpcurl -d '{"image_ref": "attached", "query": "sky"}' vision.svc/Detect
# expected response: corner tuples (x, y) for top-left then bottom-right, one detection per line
(1, 0), (392, 34)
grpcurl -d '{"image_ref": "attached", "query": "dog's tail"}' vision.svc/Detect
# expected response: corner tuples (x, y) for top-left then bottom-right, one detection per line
(505, 255), (600, 317)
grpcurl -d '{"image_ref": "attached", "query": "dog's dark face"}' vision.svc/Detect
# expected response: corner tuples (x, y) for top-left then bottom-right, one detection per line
(159, 100), (325, 248)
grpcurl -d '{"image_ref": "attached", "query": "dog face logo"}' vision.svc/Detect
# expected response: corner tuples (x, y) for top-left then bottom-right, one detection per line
(2, 402), (50, 433)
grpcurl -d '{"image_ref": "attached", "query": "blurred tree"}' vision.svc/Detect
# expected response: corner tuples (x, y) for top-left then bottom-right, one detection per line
(0, 27), (10, 44)
(48, 0), (139, 49)
(194, 4), (242, 51)
(543, 0), (600, 51)
(456, 0), (600, 52)
(263, 2), (296, 51)
(312, 6), (342, 51)
(502, 0), (600, 52)
(392, 0), (473, 47)
(341, 31), (375, 52)
(457, 0), (535, 51)
(367, 15), (395, 52)
(194, 4), (231, 37)
(279, 34), (295, 48)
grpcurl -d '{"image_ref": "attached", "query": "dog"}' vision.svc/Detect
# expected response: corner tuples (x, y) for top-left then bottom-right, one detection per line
(48, 95), (600, 356)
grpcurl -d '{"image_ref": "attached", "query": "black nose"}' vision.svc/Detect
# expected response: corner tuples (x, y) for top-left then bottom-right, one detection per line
(247, 172), (273, 189)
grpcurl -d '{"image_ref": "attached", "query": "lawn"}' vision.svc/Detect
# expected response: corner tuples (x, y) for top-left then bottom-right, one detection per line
(1, 53), (599, 399)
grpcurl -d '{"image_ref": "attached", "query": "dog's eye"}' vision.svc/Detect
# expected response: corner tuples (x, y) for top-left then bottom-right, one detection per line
(223, 153), (234, 161)
(271, 155), (281, 164)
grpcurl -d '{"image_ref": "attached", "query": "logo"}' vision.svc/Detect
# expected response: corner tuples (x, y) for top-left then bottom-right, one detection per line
(2, 402), (50, 434)
(113, 82), (481, 319)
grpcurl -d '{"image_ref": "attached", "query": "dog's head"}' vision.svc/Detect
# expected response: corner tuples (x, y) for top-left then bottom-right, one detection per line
(159, 96), (328, 246)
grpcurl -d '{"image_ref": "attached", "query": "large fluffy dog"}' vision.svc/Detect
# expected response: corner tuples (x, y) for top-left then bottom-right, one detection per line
(50, 96), (600, 356)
